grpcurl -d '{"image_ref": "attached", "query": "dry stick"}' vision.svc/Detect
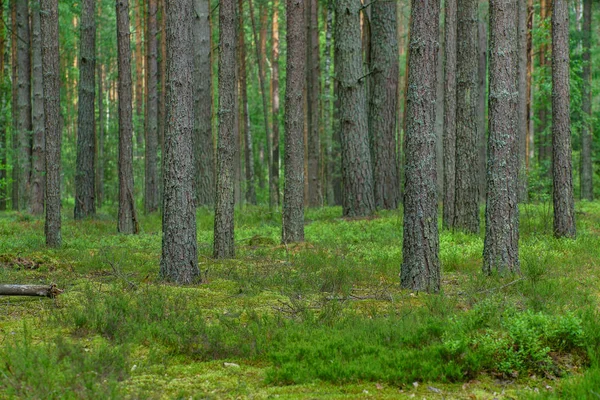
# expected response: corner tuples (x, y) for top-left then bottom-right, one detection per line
(0, 284), (63, 298)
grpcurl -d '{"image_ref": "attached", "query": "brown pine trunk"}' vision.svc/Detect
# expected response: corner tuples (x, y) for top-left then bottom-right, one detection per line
(526, 0), (534, 170)
(135, 0), (144, 149)
(580, 0), (592, 200)
(517, 0), (529, 201)
(477, 1), (487, 205)
(537, 0), (550, 174)
(30, 0), (45, 215)
(238, 0), (254, 205)
(96, 61), (105, 209)
(75, 0), (97, 220)
(10, 0), (16, 210)
(552, 0), (576, 238)
(270, 0), (280, 208)
(40, 0), (61, 247)
(145, 0), (159, 213)
(323, 0), (335, 206)
(306, 0), (321, 207)
(401, 0), (441, 293)
(158, 0), (167, 172)
(282, 0), (305, 244)
(0, 0), (6, 211)
(116, 0), (139, 234)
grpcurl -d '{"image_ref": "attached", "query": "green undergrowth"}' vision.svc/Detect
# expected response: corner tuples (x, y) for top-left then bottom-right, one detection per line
(1, 202), (600, 398)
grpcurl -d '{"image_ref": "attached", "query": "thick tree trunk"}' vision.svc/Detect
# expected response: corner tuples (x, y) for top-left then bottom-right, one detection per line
(443, 0), (457, 229)
(370, 1), (399, 211)
(75, 0), (96, 220)
(282, 0), (305, 244)
(214, 0), (236, 258)
(552, 0), (576, 238)
(145, 0), (159, 213)
(30, 0), (45, 216)
(335, 0), (375, 218)
(96, 61), (105, 209)
(454, 0), (480, 234)
(193, 0), (215, 207)
(116, 0), (138, 234)
(517, 0), (528, 201)
(160, 0), (199, 284)
(40, 0), (61, 247)
(580, 0), (592, 200)
(15, 0), (31, 211)
(401, 0), (441, 293)
(270, 0), (280, 208)
(307, 0), (321, 207)
(484, 0), (520, 274)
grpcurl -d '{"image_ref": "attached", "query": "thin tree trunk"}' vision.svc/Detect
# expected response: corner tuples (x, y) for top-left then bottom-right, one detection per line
(270, 0), (280, 208)
(75, 0), (96, 220)
(484, 0), (520, 274)
(443, 0), (457, 229)
(477, 1), (487, 204)
(335, 0), (375, 218)
(323, 0), (335, 206)
(370, 0), (399, 210)
(214, 0), (236, 258)
(401, 0), (441, 293)
(10, 0), (16, 210)
(135, 0), (144, 149)
(158, 0), (167, 176)
(116, 0), (138, 234)
(30, 0), (45, 216)
(40, 0), (61, 247)
(454, 0), (480, 233)
(307, 0), (321, 207)
(526, 0), (534, 170)
(145, 0), (159, 213)
(238, 0), (254, 205)
(552, 0), (576, 238)
(282, 0), (305, 244)
(537, 0), (550, 174)
(160, 0), (199, 284)
(0, 0), (6, 211)
(517, 0), (528, 201)
(580, 0), (592, 200)
(96, 61), (104, 209)
(193, 0), (214, 207)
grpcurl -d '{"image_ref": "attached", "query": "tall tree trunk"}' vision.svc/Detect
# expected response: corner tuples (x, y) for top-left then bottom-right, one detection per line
(443, 0), (457, 229)
(238, 0), (254, 205)
(0, 0), (6, 211)
(517, 0), (528, 201)
(307, 0), (321, 207)
(116, 0), (138, 234)
(160, 0), (199, 284)
(96, 61), (104, 209)
(158, 0), (167, 175)
(335, 0), (375, 218)
(484, 0), (520, 274)
(270, 0), (280, 208)
(135, 0), (144, 149)
(552, 0), (576, 238)
(15, 0), (32, 211)
(537, 0), (550, 173)
(526, 0), (534, 170)
(193, 0), (214, 206)
(75, 0), (97, 220)
(145, 0), (159, 213)
(30, 0), (45, 215)
(401, 0), (441, 293)
(477, 1), (487, 204)
(10, 0), (16, 210)
(580, 0), (592, 200)
(40, 0), (61, 247)
(370, 0), (399, 210)
(214, 0), (236, 258)
(282, 0), (305, 244)
(454, 0), (480, 233)
(323, 0), (335, 206)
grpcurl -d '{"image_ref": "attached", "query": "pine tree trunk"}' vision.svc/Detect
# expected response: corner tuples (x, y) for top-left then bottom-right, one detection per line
(10, 0), (17, 210)
(40, 0), (61, 247)
(335, 0), (375, 218)
(75, 0), (97, 220)
(401, 0), (441, 293)
(454, 0), (480, 233)
(0, 0), (6, 212)
(135, 0), (144, 149)
(193, 0), (215, 207)
(323, 1), (335, 206)
(580, 0), (592, 200)
(160, 0), (199, 284)
(370, 0), (399, 211)
(30, 0), (45, 216)
(517, 0), (529, 201)
(15, 0), (31, 211)
(484, 0), (520, 274)
(477, 2), (487, 205)
(116, 0), (138, 234)
(282, 0), (305, 244)
(270, 0), (280, 208)
(307, 0), (321, 207)
(443, 0), (457, 229)
(145, 0), (159, 213)
(537, 0), (550, 174)
(96, 60), (104, 209)
(214, 0), (236, 258)
(238, 0), (254, 205)
(552, 0), (576, 238)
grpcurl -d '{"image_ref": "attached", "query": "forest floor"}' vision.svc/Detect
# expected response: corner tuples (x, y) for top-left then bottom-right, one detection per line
(1, 203), (600, 399)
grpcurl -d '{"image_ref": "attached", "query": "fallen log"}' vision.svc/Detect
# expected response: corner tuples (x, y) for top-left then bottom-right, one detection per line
(0, 284), (63, 298)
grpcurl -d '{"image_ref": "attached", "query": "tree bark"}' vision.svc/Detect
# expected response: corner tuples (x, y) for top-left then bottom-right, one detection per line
(75, 0), (97, 220)
(270, 0), (280, 208)
(484, 0), (520, 274)
(116, 0), (138, 234)
(0, 284), (62, 298)
(323, 0), (335, 206)
(537, 0), (550, 174)
(160, 0), (199, 284)
(135, 0), (145, 150)
(145, 0), (159, 213)
(282, 0), (306, 244)
(477, 1), (487, 204)
(454, 0), (480, 233)
(369, 0), (399, 210)
(10, 0), (16, 210)
(96, 60), (105, 209)
(580, 0), (592, 200)
(30, 0), (45, 216)
(517, 0), (528, 201)
(443, 0), (457, 229)
(193, 0), (215, 207)
(401, 0), (441, 293)
(307, 0), (321, 207)
(552, 0), (576, 238)
(0, 0), (6, 211)
(214, 0), (237, 258)
(40, 0), (61, 247)
(335, 0), (375, 218)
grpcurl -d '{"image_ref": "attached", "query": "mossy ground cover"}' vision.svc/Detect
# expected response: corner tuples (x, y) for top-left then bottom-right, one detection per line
(1, 203), (600, 399)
